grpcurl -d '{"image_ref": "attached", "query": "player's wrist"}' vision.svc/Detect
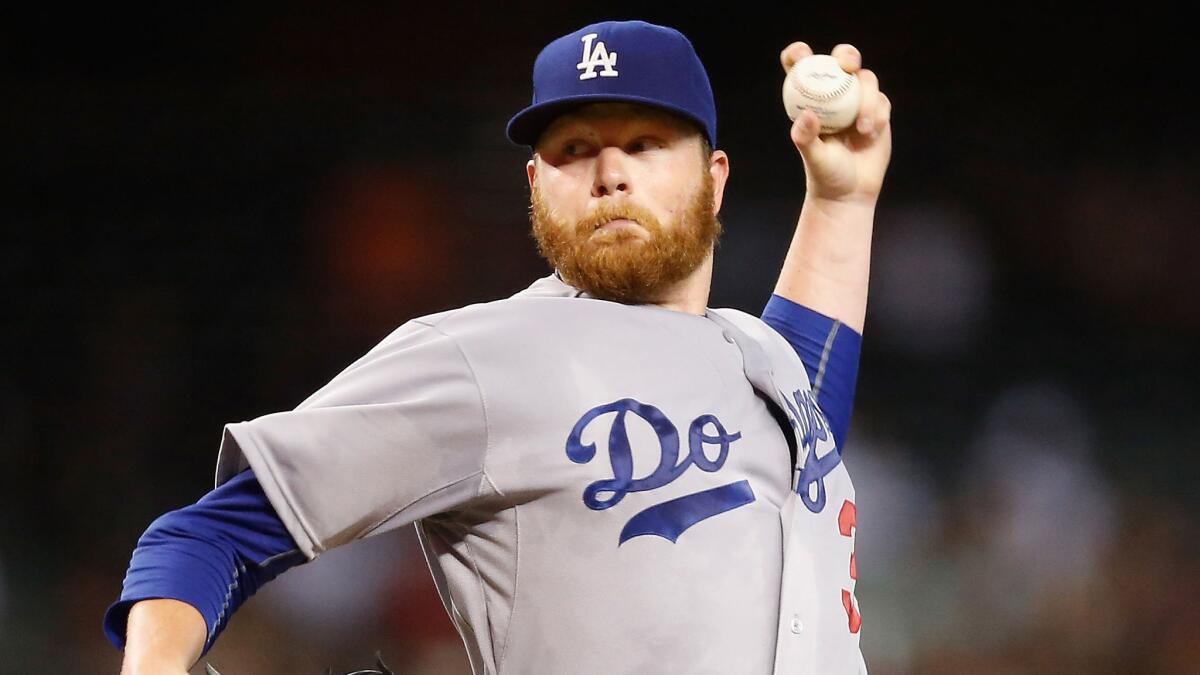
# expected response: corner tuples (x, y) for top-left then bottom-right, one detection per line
(799, 194), (877, 244)
(803, 189), (879, 212)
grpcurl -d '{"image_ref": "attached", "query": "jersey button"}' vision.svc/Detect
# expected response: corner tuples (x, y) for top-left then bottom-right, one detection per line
(722, 332), (735, 344)
(790, 615), (804, 634)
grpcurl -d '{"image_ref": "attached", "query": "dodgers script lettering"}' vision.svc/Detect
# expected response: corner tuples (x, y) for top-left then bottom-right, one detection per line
(780, 387), (842, 514)
(566, 398), (755, 544)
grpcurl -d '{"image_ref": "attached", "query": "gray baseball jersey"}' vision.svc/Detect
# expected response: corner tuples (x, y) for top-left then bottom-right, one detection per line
(215, 274), (866, 674)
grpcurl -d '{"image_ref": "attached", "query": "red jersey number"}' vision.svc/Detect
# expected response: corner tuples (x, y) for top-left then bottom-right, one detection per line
(838, 499), (862, 633)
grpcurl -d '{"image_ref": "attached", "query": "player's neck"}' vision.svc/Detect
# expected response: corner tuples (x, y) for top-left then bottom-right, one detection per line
(648, 252), (713, 316)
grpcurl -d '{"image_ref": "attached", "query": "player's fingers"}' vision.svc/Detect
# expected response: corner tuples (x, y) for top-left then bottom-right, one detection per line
(790, 108), (824, 152)
(780, 42), (813, 72)
(876, 91), (893, 130)
(854, 69), (880, 135)
(831, 43), (862, 73)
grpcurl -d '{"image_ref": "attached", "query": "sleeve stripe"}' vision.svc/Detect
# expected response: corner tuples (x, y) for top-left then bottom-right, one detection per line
(760, 294), (863, 452)
(813, 320), (841, 397)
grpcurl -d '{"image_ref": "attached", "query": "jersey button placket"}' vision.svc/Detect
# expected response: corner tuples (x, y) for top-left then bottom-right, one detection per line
(790, 615), (804, 634)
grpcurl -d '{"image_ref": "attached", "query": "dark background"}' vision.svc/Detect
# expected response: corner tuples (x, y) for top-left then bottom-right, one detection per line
(5, 3), (1197, 673)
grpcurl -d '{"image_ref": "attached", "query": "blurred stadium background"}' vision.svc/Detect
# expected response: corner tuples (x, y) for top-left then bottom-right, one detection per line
(5, 3), (1197, 673)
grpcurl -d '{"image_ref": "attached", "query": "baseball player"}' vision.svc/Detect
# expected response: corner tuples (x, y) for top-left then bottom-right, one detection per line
(105, 20), (891, 675)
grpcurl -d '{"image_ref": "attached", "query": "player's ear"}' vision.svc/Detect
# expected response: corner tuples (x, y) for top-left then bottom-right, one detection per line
(708, 149), (730, 215)
(526, 157), (538, 190)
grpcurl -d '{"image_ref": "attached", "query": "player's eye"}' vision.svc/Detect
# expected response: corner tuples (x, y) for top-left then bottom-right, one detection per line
(628, 135), (669, 154)
(627, 138), (657, 153)
(562, 141), (592, 157)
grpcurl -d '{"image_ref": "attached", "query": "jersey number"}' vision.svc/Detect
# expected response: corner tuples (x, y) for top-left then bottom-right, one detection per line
(838, 499), (862, 633)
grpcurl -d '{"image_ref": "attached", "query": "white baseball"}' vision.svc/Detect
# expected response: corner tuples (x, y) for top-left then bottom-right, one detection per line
(782, 54), (862, 134)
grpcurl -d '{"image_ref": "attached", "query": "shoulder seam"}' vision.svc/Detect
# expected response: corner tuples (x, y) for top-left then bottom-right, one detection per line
(352, 320), (490, 539)
(412, 319), (495, 485)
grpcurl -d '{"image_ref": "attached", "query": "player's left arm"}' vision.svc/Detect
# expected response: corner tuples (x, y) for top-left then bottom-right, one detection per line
(763, 42), (890, 448)
(771, 42), (892, 334)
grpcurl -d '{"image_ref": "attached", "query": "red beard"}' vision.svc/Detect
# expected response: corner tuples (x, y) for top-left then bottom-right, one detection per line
(530, 171), (721, 304)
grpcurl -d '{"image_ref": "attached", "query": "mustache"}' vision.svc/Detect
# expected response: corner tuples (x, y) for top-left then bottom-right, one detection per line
(574, 201), (664, 236)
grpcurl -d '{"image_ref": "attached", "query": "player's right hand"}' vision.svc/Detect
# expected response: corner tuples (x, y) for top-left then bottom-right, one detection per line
(780, 41), (892, 204)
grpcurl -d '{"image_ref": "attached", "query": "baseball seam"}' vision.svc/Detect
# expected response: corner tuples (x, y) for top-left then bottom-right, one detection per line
(795, 75), (855, 102)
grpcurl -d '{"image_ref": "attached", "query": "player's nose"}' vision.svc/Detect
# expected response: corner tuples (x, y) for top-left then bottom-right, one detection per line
(591, 146), (631, 198)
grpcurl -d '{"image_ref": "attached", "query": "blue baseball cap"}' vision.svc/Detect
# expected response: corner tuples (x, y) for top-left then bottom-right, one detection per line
(506, 20), (717, 148)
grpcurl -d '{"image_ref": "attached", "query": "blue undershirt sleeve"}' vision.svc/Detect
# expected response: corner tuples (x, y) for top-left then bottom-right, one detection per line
(761, 294), (863, 452)
(103, 468), (305, 654)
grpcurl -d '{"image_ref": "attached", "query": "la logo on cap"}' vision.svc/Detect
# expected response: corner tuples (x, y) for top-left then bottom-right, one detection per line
(577, 33), (618, 80)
